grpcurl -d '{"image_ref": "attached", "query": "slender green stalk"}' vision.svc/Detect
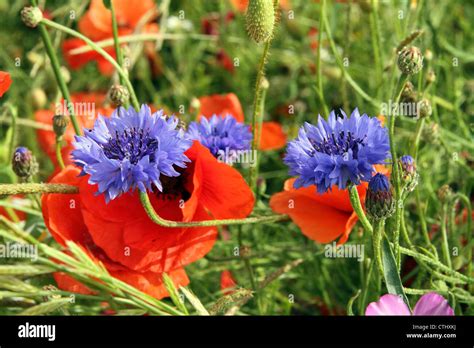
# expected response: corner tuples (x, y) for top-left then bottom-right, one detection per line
(348, 185), (373, 234)
(412, 116), (425, 160)
(0, 183), (78, 195)
(35, 22), (81, 135)
(373, 220), (385, 277)
(6, 105), (17, 161)
(41, 18), (140, 111)
(110, 0), (128, 104)
(369, 0), (383, 99)
(250, 79), (268, 193)
(440, 204), (452, 268)
(55, 137), (65, 170)
(316, 0), (329, 116)
(321, 8), (380, 107)
(139, 191), (286, 228)
(359, 258), (374, 315)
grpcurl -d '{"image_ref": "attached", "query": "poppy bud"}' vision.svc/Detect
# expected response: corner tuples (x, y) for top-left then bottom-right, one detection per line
(366, 173), (395, 220)
(397, 46), (423, 75)
(12, 147), (39, 180)
(417, 98), (432, 119)
(52, 114), (69, 138)
(399, 155), (418, 192)
(108, 84), (130, 106)
(245, 0), (275, 43)
(21, 6), (43, 28)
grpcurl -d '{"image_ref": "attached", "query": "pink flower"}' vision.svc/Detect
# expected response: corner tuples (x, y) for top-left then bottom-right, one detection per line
(366, 293), (454, 316)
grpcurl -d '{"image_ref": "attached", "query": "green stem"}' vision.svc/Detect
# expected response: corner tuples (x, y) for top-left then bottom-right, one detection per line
(321, 7), (380, 107)
(110, 0), (128, 104)
(139, 191), (286, 228)
(6, 105), (17, 161)
(348, 185), (373, 234)
(35, 21), (81, 135)
(440, 204), (452, 268)
(316, 0), (329, 116)
(359, 258), (374, 315)
(412, 118), (425, 160)
(55, 137), (65, 170)
(0, 183), (78, 195)
(250, 79), (268, 192)
(369, 0), (383, 99)
(373, 219), (385, 278)
(41, 18), (140, 111)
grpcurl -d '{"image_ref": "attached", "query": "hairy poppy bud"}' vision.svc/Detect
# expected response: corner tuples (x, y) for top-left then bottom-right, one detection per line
(245, 0), (275, 43)
(399, 155), (418, 192)
(366, 173), (395, 220)
(12, 147), (39, 180)
(52, 114), (69, 138)
(417, 98), (432, 119)
(21, 6), (43, 28)
(108, 85), (130, 106)
(397, 46), (423, 75)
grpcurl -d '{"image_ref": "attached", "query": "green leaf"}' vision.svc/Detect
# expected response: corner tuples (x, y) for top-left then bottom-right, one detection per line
(180, 287), (209, 316)
(103, 0), (112, 9)
(381, 237), (410, 309)
(19, 298), (71, 315)
(162, 273), (188, 315)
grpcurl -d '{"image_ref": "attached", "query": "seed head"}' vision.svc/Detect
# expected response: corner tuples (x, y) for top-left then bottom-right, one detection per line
(108, 85), (130, 107)
(397, 46), (423, 75)
(21, 6), (43, 28)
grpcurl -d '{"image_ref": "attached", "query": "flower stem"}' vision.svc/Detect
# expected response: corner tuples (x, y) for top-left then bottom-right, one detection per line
(40, 18), (140, 111)
(250, 78), (268, 193)
(0, 183), (78, 195)
(373, 219), (385, 278)
(440, 204), (452, 268)
(348, 185), (373, 234)
(316, 0), (329, 116)
(6, 104), (17, 161)
(139, 191), (286, 227)
(34, 19), (81, 135)
(55, 137), (65, 170)
(110, 0), (128, 107)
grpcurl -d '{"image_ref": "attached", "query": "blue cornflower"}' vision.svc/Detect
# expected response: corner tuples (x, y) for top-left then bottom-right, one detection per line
(72, 105), (192, 203)
(284, 108), (390, 193)
(368, 172), (391, 193)
(186, 114), (252, 159)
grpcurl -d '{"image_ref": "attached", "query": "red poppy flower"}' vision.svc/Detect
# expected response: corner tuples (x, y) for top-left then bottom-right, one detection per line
(62, 0), (158, 75)
(198, 93), (287, 151)
(0, 71), (12, 97)
(35, 93), (113, 167)
(270, 178), (367, 244)
(42, 141), (255, 299)
(220, 270), (237, 295)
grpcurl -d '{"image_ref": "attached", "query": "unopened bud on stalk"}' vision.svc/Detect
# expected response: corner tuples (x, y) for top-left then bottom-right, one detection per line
(417, 98), (432, 119)
(424, 49), (433, 61)
(422, 122), (439, 144)
(399, 155), (418, 192)
(245, 0), (275, 43)
(12, 147), (39, 180)
(426, 70), (436, 84)
(437, 184), (453, 203)
(401, 81), (417, 104)
(108, 85), (130, 107)
(397, 46), (423, 75)
(366, 173), (395, 220)
(52, 114), (69, 138)
(21, 6), (43, 28)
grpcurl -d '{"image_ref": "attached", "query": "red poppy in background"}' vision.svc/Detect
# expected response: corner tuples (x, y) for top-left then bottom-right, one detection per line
(221, 270), (238, 295)
(198, 93), (287, 151)
(270, 178), (367, 244)
(0, 71), (12, 97)
(62, 0), (158, 75)
(34, 93), (113, 167)
(42, 141), (255, 299)
(270, 166), (389, 244)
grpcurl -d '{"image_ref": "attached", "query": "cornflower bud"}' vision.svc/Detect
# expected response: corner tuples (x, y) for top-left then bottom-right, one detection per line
(366, 173), (395, 220)
(108, 85), (130, 107)
(397, 46), (423, 75)
(52, 114), (69, 139)
(12, 147), (39, 180)
(399, 155), (418, 192)
(417, 98), (432, 119)
(21, 6), (43, 28)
